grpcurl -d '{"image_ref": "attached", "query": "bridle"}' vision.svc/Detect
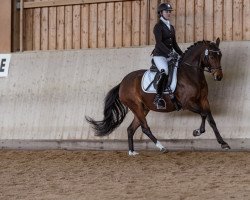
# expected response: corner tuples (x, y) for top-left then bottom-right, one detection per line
(203, 48), (222, 72)
(183, 48), (222, 73)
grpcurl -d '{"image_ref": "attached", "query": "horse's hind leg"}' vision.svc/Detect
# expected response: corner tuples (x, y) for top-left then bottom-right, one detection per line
(141, 126), (167, 152)
(128, 103), (167, 153)
(139, 116), (167, 152)
(207, 112), (230, 149)
(127, 117), (140, 156)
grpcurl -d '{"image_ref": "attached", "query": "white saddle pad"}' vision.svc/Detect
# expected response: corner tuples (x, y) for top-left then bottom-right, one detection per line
(141, 66), (178, 94)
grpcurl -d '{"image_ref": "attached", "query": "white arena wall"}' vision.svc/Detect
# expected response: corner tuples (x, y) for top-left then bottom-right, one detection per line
(0, 41), (249, 150)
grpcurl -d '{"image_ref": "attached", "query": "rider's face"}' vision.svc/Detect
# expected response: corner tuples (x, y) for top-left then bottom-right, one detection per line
(162, 10), (171, 20)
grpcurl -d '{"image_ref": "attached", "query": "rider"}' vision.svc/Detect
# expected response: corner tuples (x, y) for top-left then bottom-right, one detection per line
(152, 3), (183, 109)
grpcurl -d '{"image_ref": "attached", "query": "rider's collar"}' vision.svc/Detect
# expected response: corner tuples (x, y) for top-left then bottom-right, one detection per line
(160, 16), (171, 28)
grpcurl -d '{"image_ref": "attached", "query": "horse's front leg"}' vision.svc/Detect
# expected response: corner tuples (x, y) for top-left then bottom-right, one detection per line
(188, 102), (207, 137)
(207, 111), (230, 149)
(193, 113), (206, 137)
(191, 105), (230, 149)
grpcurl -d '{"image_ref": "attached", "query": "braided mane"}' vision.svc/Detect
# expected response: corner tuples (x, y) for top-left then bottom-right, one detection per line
(182, 40), (211, 58)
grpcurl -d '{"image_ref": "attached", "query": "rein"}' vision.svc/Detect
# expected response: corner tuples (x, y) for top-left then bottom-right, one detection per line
(182, 61), (211, 73)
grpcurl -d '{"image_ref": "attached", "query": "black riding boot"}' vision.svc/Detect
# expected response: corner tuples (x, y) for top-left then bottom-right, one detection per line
(154, 70), (168, 109)
(166, 62), (182, 111)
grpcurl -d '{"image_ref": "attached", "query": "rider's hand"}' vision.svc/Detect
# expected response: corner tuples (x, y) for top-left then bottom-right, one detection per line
(169, 51), (179, 60)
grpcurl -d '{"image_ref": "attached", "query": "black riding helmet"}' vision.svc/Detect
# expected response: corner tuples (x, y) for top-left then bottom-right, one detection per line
(157, 3), (173, 14)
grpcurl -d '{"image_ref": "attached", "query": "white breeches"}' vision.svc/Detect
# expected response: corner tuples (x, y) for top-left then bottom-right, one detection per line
(153, 56), (172, 75)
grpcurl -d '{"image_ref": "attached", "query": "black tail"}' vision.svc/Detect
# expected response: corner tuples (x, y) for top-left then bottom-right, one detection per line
(85, 84), (128, 136)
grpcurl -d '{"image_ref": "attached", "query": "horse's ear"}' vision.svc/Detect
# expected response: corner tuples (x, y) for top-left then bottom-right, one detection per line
(216, 37), (220, 47)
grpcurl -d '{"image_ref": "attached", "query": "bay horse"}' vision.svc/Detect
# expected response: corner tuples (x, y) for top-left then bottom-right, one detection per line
(86, 38), (230, 155)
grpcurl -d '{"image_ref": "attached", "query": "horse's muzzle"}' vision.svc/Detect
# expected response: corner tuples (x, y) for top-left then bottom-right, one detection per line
(213, 69), (223, 81)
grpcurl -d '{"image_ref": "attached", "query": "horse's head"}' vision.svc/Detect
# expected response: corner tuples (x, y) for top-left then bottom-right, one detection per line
(202, 38), (223, 81)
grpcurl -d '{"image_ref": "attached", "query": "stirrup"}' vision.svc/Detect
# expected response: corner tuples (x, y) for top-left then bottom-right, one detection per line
(154, 97), (166, 109)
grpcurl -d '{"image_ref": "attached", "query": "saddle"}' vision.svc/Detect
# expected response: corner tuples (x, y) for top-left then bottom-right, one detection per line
(146, 58), (176, 91)
(141, 58), (182, 110)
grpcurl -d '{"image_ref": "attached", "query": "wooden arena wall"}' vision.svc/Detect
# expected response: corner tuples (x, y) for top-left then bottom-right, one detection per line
(15, 0), (250, 51)
(0, 41), (249, 150)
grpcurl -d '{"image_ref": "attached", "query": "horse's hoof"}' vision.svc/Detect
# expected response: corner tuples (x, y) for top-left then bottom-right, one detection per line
(193, 129), (202, 137)
(128, 151), (139, 156)
(221, 143), (231, 150)
(160, 147), (168, 153)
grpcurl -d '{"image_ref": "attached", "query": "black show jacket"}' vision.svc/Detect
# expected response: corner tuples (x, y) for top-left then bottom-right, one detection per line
(152, 20), (183, 58)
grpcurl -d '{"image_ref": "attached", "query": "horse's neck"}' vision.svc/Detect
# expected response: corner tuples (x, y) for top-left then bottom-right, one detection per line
(178, 46), (208, 86)
(177, 64), (208, 98)
(179, 63), (205, 81)
(182, 45), (206, 64)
